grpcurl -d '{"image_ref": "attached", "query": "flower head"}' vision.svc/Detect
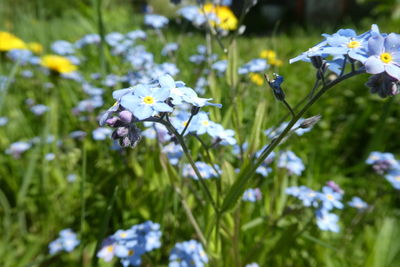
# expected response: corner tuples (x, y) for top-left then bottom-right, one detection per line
(0, 31), (26, 51)
(41, 55), (77, 73)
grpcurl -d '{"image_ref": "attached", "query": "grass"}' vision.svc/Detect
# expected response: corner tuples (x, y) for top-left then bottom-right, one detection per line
(1, 1), (400, 267)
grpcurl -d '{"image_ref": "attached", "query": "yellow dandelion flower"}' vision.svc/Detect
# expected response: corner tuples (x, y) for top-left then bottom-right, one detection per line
(260, 49), (276, 61)
(270, 58), (283, 67)
(28, 42), (43, 54)
(249, 73), (264, 86)
(0, 31), (26, 52)
(202, 4), (238, 31)
(41, 55), (77, 74)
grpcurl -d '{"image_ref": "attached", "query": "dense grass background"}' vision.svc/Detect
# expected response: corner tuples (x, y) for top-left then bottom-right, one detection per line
(1, 1), (400, 266)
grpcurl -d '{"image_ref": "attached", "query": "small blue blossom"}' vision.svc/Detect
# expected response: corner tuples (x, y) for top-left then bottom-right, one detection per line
(7, 49), (33, 64)
(277, 151), (305, 176)
(126, 30), (147, 40)
(169, 240), (208, 267)
(49, 228), (80, 255)
(5, 141), (32, 158)
(162, 42), (179, 56)
(75, 33), (100, 48)
(51, 40), (75, 55)
(366, 151), (399, 174)
(238, 59), (268, 74)
(318, 186), (344, 211)
(178, 6), (207, 27)
(348, 196), (368, 210)
(212, 60), (228, 74)
(365, 33), (400, 80)
(31, 104), (49, 115)
(242, 188), (262, 202)
(315, 209), (340, 232)
(0, 116), (8, 126)
(120, 84), (172, 120)
(162, 142), (184, 165)
(144, 14), (169, 29)
(183, 161), (220, 179)
(92, 127), (112, 140)
(384, 168), (400, 190)
(105, 32), (125, 47)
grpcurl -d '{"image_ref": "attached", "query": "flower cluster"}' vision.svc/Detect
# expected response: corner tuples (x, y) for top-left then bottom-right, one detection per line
(178, 3), (238, 33)
(182, 161), (220, 180)
(254, 150), (305, 177)
(366, 151), (400, 189)
(48, 229), (80, 255)
(242, 188), (262, 202)
(286, 181), (368, 232)
(169, 240), (208, 267)
(97, 221), (162, 266)
(290, 25), (400, 98)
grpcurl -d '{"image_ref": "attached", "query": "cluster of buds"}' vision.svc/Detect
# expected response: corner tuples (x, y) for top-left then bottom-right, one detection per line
(102, 108), (142, 148)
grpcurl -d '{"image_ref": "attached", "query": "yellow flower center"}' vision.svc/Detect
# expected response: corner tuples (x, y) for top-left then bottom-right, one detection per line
(380, 52), (392, 63)
(128, 250), (135, 256)
(106, 246), (113, 252)
(347, 41), (360, 49)
(182, 121), (188, 127)
(120, 233), (127, 238)
(395, 176), (400, 181)
(201, 120), (209, 126)
(327, 194), (334, 201)
(143, 96), (155, 104)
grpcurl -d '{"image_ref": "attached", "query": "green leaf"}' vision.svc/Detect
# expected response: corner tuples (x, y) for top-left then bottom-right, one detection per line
(226, 39), (238, 88)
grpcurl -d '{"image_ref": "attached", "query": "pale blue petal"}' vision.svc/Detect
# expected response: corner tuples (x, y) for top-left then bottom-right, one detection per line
(120, 94), (140, 112)
(158, 74), (175, 88)
(368, 34), (384, 55)
(133, 84), (150, 97)
(384, 33), (400, 53)
(154, 102), (173, 112)
(112, 88), (132, 100)
(365, 56), (385, 74)
(132, 104), (153, 120)
(153, 88), (170, 101)
(385, 64), (400, 80)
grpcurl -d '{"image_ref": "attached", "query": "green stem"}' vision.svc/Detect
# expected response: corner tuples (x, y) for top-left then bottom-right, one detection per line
(221, 69), (365, 213)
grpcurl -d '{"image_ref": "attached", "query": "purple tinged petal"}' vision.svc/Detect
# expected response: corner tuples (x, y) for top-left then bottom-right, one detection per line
(385, 64), (400, 80)
(365, 56), (385, 74)
(368, 34), (385, 55)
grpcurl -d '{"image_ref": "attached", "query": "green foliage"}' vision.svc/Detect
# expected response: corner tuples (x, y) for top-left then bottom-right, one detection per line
(1, 2), (400, 267)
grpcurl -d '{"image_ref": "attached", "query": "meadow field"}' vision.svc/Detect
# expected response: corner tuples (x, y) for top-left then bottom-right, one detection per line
(1, 0), (400, 266)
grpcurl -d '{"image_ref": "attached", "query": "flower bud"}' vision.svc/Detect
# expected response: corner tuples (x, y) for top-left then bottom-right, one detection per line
(310, 56), (323, 69)
(266, 73), (285, 101)
(299, 115), (321, 129)
(119, 110), (133, 123)
(105, 117), (119, 127)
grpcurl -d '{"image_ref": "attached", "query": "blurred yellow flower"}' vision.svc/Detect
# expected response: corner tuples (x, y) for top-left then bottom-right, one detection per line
(28, 42), (43, 54)
(0, 31), (26, 51)
(249, 73), (264, 86)
(203, 4), (238, 31)
(41, 55), (77, 73)
(260, 49), (283, 67)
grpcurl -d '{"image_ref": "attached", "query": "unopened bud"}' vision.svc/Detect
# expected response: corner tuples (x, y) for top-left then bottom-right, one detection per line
(299, 115), (321, 129)
(105, 117), (119, 127)
(266, 73), (285, 101)
(119, 110), (133, 123)
(191, 106), (201, 116)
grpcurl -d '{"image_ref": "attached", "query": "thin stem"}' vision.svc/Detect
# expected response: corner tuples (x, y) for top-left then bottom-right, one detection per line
(174, 187), (207, 246)
(221, 69), (365, 213)
(282, 99), (295, 118)
(180, 113), (195, 136)
(145, 117), (219, 212)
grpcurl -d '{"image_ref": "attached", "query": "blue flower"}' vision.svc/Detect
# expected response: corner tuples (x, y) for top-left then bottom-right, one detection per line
(318, 186), (344, 211)
(31, 104), (49, 115)
(75, 34), (100, 48)
(242, 188), (262, 202)
(162, 42), (179, 56)
(178, 6), (207, 27)
(92, 127), (112, 140)
(277, 151), (305, 176)
(49, 228), (80, 255)
(98, 221), (162, 266)
(7, 49), (33, 64)
(158, 74), (196, 106)
(183, 161), (220, 179)
(190, 112), (217, 135)
(162, 142), (183, 165)
(365, 33), (400, 80)
(348, 196), (368, 210)
(238, 59), (268, 74)
(212, 60), (228, 74)
(0, 116), (8, 126)
(5, 141), (32, 158)
(169, 240), (208, 267)
(126, 30), (147, 40)
(51, 40), (75, 55)
(144, 14), (169, 29)
(366, 151), (399, 174)
(289, 40), (328, 64)
(209, 124), (237, 146)
(384, 168), (400, 190)
(120, 84), (172, 120)
(315, 209), (340, 232)
(105, 32), (125, 47)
